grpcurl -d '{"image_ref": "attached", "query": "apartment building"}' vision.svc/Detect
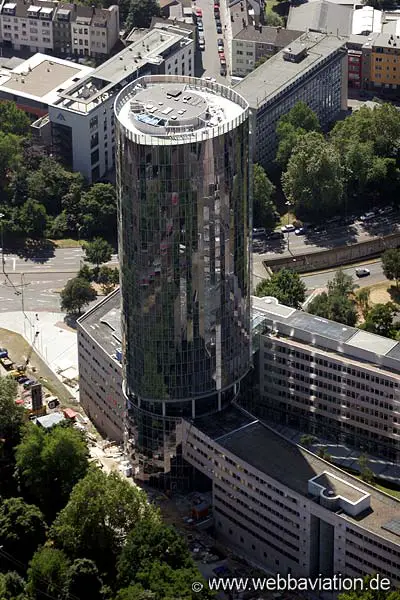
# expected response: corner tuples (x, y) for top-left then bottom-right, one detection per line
(0, 0), (119, 58)
(369, 31), (400, 90)
(182, 404), (400, 584)
(252, 296), (400, 462)
(234, 32), (348, 168)
(44, 20), (194, 181)
(77, 289), (124, 442)
(231, 25), (302, 77)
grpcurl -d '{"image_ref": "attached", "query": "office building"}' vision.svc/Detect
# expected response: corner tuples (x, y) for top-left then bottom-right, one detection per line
(234, 32), (348, 167)
(182, 404), (400, 584)
(0, 0), (119, 58)
(231, 25), (302, 77)
(252, 296), (400, 462)
(114, 75), (252, 488)
(77, 290), (124, 442)
(44, 21), (195, 181)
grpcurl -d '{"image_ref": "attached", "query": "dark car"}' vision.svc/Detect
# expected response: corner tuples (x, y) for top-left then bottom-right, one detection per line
(23, 379), (36, 389)
(17, 375), (29, 384)
(216, 23), (222, 33)
(267, 231), (284, 240)
(220, 66), (227, 76)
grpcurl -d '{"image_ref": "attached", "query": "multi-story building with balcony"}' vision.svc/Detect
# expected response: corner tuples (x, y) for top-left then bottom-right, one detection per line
(252, 296), (400, 462)
(234, 32), (348, 168)
(0, 0), (119, 57)
(369, 31), (400, 90)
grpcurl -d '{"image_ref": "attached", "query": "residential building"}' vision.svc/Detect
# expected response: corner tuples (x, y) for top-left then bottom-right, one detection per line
(0, 0), (119, 57)
(45, 21), (195, 181)
(77, 289), (124, 442)
(369, 31), (400, 90)
(115, 75), (252, 489)
(287, 0), (354, 36)
(234, 32), (348, 168)
(252, 296), (400, 462)
(231, 25), (302, 77)
(0, 52), (93, 119)
(182, 403), (400, 584)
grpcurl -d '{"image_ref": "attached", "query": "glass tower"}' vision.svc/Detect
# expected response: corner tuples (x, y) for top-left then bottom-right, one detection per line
(115, 76), (252, 489)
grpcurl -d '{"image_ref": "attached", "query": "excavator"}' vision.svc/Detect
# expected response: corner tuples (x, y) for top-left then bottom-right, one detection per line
(10, 330), (40, 379)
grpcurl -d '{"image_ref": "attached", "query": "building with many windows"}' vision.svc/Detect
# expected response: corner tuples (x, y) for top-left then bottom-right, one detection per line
(234, 32), (348, 167)
(182, 404), (400, 584)
(0, 0), (119, 57)
(43, 21), (195, 181)
(252, 296), (400, 462)
(114, 75), (252, 489)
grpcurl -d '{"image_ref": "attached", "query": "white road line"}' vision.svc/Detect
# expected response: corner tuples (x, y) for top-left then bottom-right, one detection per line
(36, 300), (51, 304)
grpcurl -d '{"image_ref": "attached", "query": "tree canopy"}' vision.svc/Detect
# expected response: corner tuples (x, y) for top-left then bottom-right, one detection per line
(252, 164), (277, 229)
(83, 237), (113, 267)
(382, 249), (400, 288)
(276, 102), (320, 170)
(255, 268), (306, 309)
(363, 303), (398, 339)
(60, 277), (97, 315)
(0, 101), (30, 136)
(26, 547), (70, 600)
(308, 269), (358, 326)
(124, 0), (160, 30)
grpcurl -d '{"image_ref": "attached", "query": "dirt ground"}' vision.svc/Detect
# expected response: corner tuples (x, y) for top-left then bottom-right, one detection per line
(366, 281), (397, 305)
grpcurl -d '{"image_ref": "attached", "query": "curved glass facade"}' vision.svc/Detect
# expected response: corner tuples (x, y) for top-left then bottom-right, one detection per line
(115, 76), (252, 488)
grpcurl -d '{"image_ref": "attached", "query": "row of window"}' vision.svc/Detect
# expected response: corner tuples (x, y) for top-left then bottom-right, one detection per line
(347, 528), (400, 561)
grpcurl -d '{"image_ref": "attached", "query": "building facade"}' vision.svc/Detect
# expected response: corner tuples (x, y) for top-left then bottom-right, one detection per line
(252, 296), (400, 462)
(234, 32), (348, 168)
(182, 405), (400, 585)
(0, 0), (119, 57)
(44, 22), (194, 182)
(115, 75), (252, 489)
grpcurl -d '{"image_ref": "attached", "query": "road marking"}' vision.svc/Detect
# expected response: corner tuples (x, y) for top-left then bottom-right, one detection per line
(36, 300), (51, 304)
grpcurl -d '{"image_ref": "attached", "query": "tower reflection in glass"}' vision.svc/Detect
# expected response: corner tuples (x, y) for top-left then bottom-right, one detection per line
(115, 76), (252, 489)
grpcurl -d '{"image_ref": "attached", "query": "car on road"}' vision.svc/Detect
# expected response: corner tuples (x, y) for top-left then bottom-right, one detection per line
(217, 38), (224, 49)
(197, 20), (204, 31)
(252, 228), (266, 238)
(195, 7), (202, 17)
(23, 379), (36, 389)
(295, 227), (306, 235)
(199, 39), (205, 50)
(17, 375), (29, 384)
(219, 54), (226, 66)
(378, 206), (394, 215)
(355, 267), (371, 278)
(267, 231), (284, 240)
(359, 212), (375, 222)
(281, 224), (296, 233)
(220, 66), (226, 76)
(216, 22), (222, 33)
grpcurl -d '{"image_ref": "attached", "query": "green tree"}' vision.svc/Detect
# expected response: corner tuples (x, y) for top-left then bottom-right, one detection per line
(50, 468), (159, 574)
(338, 575), (400, 599)
(0, 571), (26, 600)
(280, 101), (321, 131)
(327, 269), (358, 298)
(15, 424), (89, 519)
(282, 132), (345, 222)
(0, 132), (22, 191)
(0, 376), (23, 496)
(382, 249), (400, 288)
(264, 9), (284, 25)
(135, 561), (213, 600)
(0, 101), (30, 136)
(80, 183), (117, 238)
(308, 291), (358, 327)
(26, 547), (70, 600)
(356, 288), (371, 318)
(18, 200), (48, 238)
(125, 0), (160, 30)
(363, 303), (397, 338)
(252, 164), (277, 229)
(276, 102), (320, 169)
(0, 498), (47, 567)
(64, 558), (103, 600)
(118, 521), (192, 587)
(255, 268), (306, 309)
(358, 454), (375, 484)
(83, 237), (113, 268)
(116, 586), (156, 600)
(60, 277), (97, 315)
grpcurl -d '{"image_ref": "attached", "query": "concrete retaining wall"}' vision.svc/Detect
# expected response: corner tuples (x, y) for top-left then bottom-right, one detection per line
(264, 232), (400, 274)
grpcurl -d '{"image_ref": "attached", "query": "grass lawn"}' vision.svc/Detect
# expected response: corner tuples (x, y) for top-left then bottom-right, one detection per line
(48, 238), (82, 248)
(265, 0), (280, 9)
(278, 210), (297, 229)
(374, 482), (400, 500)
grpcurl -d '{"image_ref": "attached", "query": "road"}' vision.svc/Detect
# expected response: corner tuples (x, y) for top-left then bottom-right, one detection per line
(0, 247), (118, 313)
(301, 259), (385, 291)
(194, 0), (230, 83)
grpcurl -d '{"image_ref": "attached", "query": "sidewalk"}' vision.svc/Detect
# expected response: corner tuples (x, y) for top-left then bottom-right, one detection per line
(0, 311), (79, 398)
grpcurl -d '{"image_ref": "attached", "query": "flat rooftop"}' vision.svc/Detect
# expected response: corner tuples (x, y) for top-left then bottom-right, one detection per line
(115, 76), (248, 142)
(0, 54), (92, 103)
(194, 404), (400, 546)
(234, 31), (346, 109)
(78, 289), (121, 361)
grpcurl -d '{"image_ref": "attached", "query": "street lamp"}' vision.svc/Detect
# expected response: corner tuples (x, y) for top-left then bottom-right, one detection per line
(285, 200), (293, 255)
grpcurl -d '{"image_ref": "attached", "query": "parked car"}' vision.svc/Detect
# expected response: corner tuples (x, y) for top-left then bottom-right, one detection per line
(199, 39), (205, 50)
(267, 231), (284, 240)
(220, 66), (226, 76)
(378, 206), (393, 215)
(17, 375), (29, 384)
(216, 22), (222, 33)
(281, 224), (296, 233)
(219, 55), (226, 66)
(23, 379), (36, 389)
(295, 227), (306, 235)
(359, 212), (375, 222)
(197, 20), (204, 31)
(217, 38), (224, 49)
(195, 7), (202, 17)
(355, 268), (371, 278)
(252, 228), (266, 238)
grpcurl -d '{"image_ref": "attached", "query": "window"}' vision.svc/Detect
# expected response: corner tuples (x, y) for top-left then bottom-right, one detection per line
(91, 149), (99, 165)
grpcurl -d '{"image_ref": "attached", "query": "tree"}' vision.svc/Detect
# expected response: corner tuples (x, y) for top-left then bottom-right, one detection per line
(64, 558), (103, 600)
(355, 288), (371, 318)
(118, 521), (192, 587)
(327, 269), (358, 298)
(358, 454), (375, 484)
(308, 291), (358, 327)
(135, 561), (213, 600)
(0, 376), (23, 496)
(26, 547), (70, 600)
(276, 102), (320, 169)
(0, 132), (22, 191)
(279, 101), (321, 132)
(125, 0), (160, 30)
(363, 303), (397, 338)
(0, 498), (47, 567)
(282, 132), (345, 222)
(338, 575), (400, 599)
(60, 277), (97, 315)
(80, 183), (117, 238)
(255, 268), (306, 309)
(83, 237), (113, 268)
(0, 101), (30, 136)
(0, 571), (26, 600)
(252, 164), (277, 229)
(382, 249), (400, 288)
(50, 468), (159, 574)
(116, 586), (156, 600)
(264, 9), (284, 25)
(18, 200), (48, 239)
(15, 424), (89, 519)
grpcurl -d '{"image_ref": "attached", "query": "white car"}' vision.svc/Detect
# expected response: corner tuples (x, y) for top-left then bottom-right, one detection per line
(355, 268), (371, 278)
(359, 212), (375, 222)
(281, 224), (296, 233)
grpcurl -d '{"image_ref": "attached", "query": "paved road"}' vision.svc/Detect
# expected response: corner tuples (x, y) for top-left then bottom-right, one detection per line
(0, 247), (118, 274)
(301, 260), (385, 291)
(195, 0), (230, 83)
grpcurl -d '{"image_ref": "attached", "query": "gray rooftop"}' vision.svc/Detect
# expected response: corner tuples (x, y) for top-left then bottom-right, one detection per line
(234, 25), (303, 47)
(194, 404), (400, 545)
(35, 412), (66, 429)
(234, 31), (347, 109)
(3, 60), (80, 97)
(287, 0), (353, 36)
(77, 289), (122, 362)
